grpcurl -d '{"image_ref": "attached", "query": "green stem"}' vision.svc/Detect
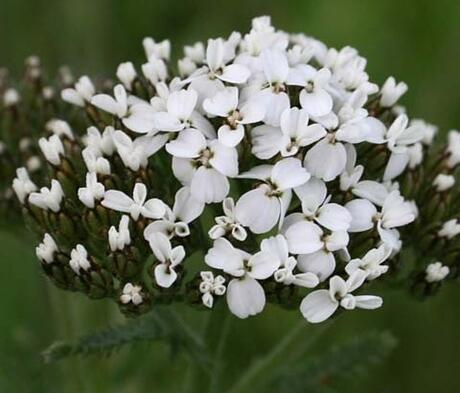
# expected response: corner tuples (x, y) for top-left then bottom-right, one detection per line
(225, 319), (306, 393)
(208, 310), (232, 393)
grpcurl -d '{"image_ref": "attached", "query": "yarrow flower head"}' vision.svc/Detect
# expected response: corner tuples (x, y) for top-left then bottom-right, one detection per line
(4, 16), (459, 324)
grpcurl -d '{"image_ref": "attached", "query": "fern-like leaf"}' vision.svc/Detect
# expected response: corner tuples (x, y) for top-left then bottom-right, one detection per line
(42, 308), (209, 368)
(275, 331), (397, 393)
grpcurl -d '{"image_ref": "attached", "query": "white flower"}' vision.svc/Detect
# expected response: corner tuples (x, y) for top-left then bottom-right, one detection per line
(339, 145), (364, 191)
(433, 174), (455, 192)
(189, 38), (250, 101)
(113, 130), (168, 171)
(120, 283), (143, 305)
(36, 234), (58, 264)
(251, 107), (326, 159)
(205, 238), (279, 318)
(209, 198), (247, 241)
(345, 245), (391, 280)
(386, 114), (424, 154)
(3, 88), (20, 106)
(12, 167), (37, 203)
(379, 76), (408, 107)
(203, 87), (265, 147)
(29, 180), (64, 212)
(82, 147), (111, 175)
(78, 172), (105, 208)
(102, 183), (166, 221)
(285, 220), (349, 256)
(85, 126), (116, 156)
(116, 62), (137, 90)
(144, 187), (204, 239)
(109, 215), (131, 252)
(235, 158), (310, 234)
(446, 130), (460, 168)
(438, 219), (460, 240)
(199, 271), (226, 308)
(38, 134), (65, 166)
(268, 235), (319, 288)
(46, 119), (74, 140)
(425, 262), (450, 283)
(61, 75), (95, 107)
(300, 270), (382, 323)
(167, 129), (238, 203)
(143, 37), (171, 60)
(142, 58), (168, 85)
(248, 49), (291, 126)
(148, 232), (185, 288)
(91, 84), (128, 118)
(69, 244), (91, 275)
(293, 177), (352, 231)
(288, 64), (333, 117)
(346, 190), (415, 233)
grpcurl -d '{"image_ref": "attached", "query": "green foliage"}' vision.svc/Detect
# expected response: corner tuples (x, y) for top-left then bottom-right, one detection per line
(42, 308), (210, 367)
(275, 331), (397, 393)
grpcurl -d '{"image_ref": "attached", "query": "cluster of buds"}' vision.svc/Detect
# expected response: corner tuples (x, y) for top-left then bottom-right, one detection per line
(3, 16), (459, 322)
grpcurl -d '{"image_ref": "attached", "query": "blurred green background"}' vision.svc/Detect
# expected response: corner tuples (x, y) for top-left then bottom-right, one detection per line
(1, 0), (460, 392)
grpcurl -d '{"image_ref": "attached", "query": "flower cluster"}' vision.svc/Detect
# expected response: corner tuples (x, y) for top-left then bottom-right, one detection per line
(5, 17), (460, 322)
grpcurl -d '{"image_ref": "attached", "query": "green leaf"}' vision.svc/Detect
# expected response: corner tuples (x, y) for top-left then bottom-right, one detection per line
(275, 331), (397, 393)
(42, 308), (210, 368)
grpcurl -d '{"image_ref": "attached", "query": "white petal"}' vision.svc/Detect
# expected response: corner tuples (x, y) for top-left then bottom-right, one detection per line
(91, 94), (120, 116)
(172, 157), (196, 185)
(261, 49), (289, 83)
(235, 187), (280, 234)
(295, 177), (327, 214)
(142, 198), (166, 219)
(383, 152), (409, 181)
(152, 111), (183, 132)
(219, 64), (250, 84)
(173, 186), (205, 223)
(102, 190), (133, 213)
(251, 125), (283, 159)
(248, 251), (280, 280)
(285, 221), (323, 254)
(316, 203), (352, 231)
(191, 167), (229, 203)
(300, 290), (338, 323)
(122, 105), (157, 133)
(167, 89), (197, 120)
(239, 101), (265, 124)
(300, 88), (333, 117)
(209, 140), (239, 177)
(352, 181), (388, 206)
(260, 234), (289, 265)
(154, 264), (178, 288)
(354, 295), (383, 310)
(345, 199), (377, 232)
(227, 277), (266, 319)
(271, 158), (310, 191)
(304, 139), (347, 182)
(148, 232), (172, 263)
(297, 250), (335, 282)
(205, 238), (244, 272)
(166, 129), (207, 158)
(203, 87), (238, 117)
(218, 124), (245, 147)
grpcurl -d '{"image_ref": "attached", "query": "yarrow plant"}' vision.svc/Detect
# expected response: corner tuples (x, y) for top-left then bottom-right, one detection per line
(2, 16), (459, 328)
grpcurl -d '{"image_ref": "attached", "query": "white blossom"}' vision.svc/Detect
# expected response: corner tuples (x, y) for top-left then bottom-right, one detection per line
(438, 219), (460, 240)
(61, 75), (95, 107)
(102, 183), (166, 221)
(205, 238), (279, 318)
(120, 283), (143, 305)
(148, 232), (185, 288)
(36, 234), (58, 264)
(209, 197), (247, 241)
(345, 245), (391, 280)
(446, 130), (460, 168)
(116, 62), (137, 90)
(300, 270), (382, 323)
(235, 158), (310, 233)
(433, 174), (455, 192)
(425, 262), (450, 283)
(199, 271), (226, 308)
(29, 180), (64, 212)
(379, 76), (408, 107)
(91, 84), (128, 118)
(46, 119), (74, 140)
(12, 167), (37, 203)
(78, 172), (105, 208)
(69, 244), (91, 275)
(38, 134), (65, 166)
(109, 215), (131, 252)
